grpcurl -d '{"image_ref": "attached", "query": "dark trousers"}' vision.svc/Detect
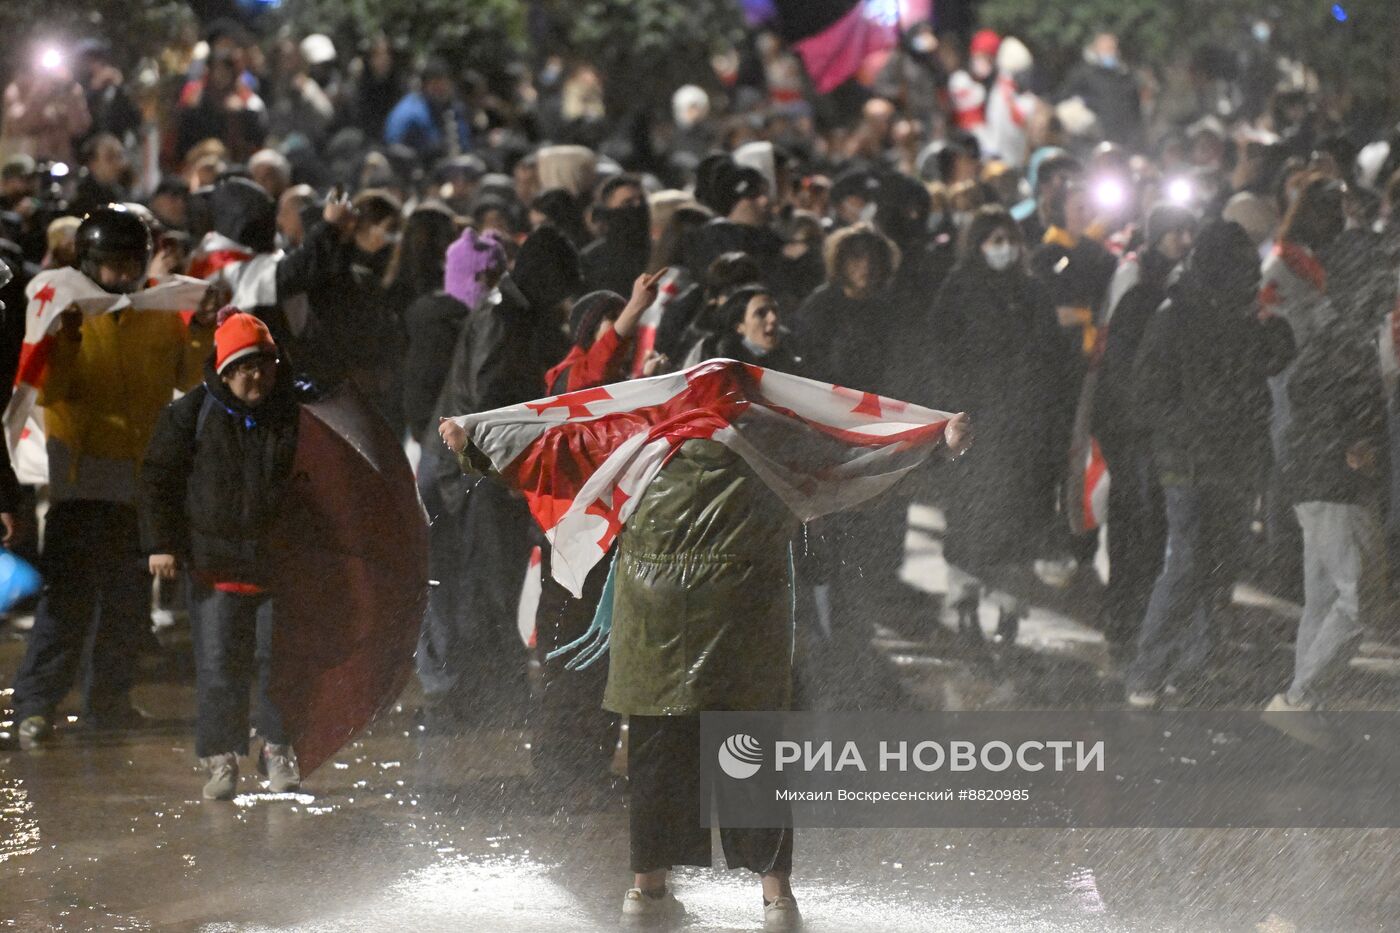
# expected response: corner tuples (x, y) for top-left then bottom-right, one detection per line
(1100, 438), (1165, 647)
(191, 585), (286, 758)
(415, 461), (532, 709)
(531, 546), (617, 788)
(1128, 484), (1246, 692)
(628, 714), (792, 875)
(11, 501), (148, 721)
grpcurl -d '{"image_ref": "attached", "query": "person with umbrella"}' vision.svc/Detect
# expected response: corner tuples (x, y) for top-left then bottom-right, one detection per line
(140, 308), (306, 799)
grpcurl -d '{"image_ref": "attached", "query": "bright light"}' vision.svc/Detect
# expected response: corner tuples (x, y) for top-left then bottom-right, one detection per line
(1166, 177), (1194, 206)
(1331, 4), (1348, 22)
(38, 48), (63, 72)
(49, 162), (69, 178)
(1093, 178), (1127, 211)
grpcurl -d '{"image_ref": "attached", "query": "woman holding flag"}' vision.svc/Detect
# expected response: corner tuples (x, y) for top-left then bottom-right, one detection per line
(441, 357), (970, 929)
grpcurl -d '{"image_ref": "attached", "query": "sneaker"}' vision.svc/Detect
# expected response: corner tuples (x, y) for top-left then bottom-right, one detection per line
(764, 895), (803, 931)
(1261, 693), (1332, 750)
(201, 752), (239, 799)
(17, 714), (53, 750)
(261, 742), (301, 792)
(1126, 690), (1159, 710)
(621, 887), (683, 921)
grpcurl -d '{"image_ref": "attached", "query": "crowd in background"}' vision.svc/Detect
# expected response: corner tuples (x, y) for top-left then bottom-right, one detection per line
(4, 11), (1400, 758)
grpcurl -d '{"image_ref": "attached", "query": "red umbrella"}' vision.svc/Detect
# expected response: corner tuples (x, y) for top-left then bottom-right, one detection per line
(266, 388), (429, 776)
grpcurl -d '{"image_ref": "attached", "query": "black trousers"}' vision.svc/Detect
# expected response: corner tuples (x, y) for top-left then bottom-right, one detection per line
(531, 545), (617, 789)
(11, 501), (148, 721)
(627, 714), (792, 875)
(1100, 437), (1165, 647)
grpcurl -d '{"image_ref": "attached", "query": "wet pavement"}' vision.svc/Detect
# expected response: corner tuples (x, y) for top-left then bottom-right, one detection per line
(4, 505), (1400, 932)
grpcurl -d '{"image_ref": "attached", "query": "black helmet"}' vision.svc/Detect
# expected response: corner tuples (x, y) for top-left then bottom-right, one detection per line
(77, 204), (152, 293)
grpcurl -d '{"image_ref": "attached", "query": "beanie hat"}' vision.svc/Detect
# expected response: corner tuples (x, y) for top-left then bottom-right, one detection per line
(568, 290), (627, 350)
(712, 164), (769, 217)
(444, 228), (507, 309)
(214, 307), (277, 373)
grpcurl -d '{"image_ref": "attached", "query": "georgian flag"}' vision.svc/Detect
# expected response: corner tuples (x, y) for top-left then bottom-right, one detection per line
(188, 232), (283, 317)
(448, 359), (952, 597)
(3, 267), (210, 484)
(628, 268), (682, 377)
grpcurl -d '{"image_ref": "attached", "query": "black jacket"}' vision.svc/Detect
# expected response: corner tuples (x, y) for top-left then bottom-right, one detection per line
(790, 282), (894, 394)
(450, 275), (572, 417)
(277, 223), (401, 389)
(423, 275), (572, 514)
(140, 361), (302, 584)
(401, 291), (471, 438)
(1134, 276), (1295, 487)
(924, 263), (1067, 568)
(1282, 318), (1387, 506)
(1092, 249), (1176, 448)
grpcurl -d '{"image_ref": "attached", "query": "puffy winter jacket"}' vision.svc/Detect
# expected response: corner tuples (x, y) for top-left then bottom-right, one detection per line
(139, 360), (302, 584)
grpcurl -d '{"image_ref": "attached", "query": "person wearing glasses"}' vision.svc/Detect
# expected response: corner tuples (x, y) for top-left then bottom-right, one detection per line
(140, 307), (306, 800)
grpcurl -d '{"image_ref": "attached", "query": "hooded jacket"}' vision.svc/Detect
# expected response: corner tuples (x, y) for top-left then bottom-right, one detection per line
(140, 358), (302, 584)
(1134, 237), (1295, 488)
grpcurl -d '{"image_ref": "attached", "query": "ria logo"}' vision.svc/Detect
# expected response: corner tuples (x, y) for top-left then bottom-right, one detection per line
(718, 733), (763, 780)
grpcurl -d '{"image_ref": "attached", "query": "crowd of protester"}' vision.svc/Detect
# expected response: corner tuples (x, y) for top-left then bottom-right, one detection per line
(3, 17), (1400, 810)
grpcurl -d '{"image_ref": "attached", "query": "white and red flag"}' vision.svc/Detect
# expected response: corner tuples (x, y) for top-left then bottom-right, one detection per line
(188, 232), (281, 312)
(3, 267), (210, 483)
(448, 359), (953, 597)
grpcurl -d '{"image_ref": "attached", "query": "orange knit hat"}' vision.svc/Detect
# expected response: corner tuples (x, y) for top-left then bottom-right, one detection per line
(214, 306), (277, 373)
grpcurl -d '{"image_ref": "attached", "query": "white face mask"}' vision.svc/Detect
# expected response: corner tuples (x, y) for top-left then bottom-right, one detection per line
(982, 241), (1018, 271)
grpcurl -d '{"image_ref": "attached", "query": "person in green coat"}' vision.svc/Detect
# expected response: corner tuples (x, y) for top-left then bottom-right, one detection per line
(442, 397), (971, 930)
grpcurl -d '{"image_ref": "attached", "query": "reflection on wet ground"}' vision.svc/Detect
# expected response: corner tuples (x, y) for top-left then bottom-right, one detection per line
(3, 506), (1400, 931)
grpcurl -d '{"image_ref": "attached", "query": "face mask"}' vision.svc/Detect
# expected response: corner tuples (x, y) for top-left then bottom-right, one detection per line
(952, 211), (972, 230)
(982, 242), (1018, 272)
(928, 211), (946, 232)
(912, 34), (936, 54)
(1252, 21), (1271, 43)
(1099, 54), (1119, 70)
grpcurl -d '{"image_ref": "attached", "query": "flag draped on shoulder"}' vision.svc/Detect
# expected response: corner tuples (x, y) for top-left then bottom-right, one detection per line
(188, 232), (281, 311)
(449, 359), (952, 597)
(3, 267), (210, 484)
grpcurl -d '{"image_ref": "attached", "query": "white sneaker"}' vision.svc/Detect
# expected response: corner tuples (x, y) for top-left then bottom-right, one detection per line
(201, 752), (239, 800)
(764, 895), (803, 931)
(621, 887), (683, 921)
(1261, 693), (1332, 749)
(261, 742), (301, 792)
